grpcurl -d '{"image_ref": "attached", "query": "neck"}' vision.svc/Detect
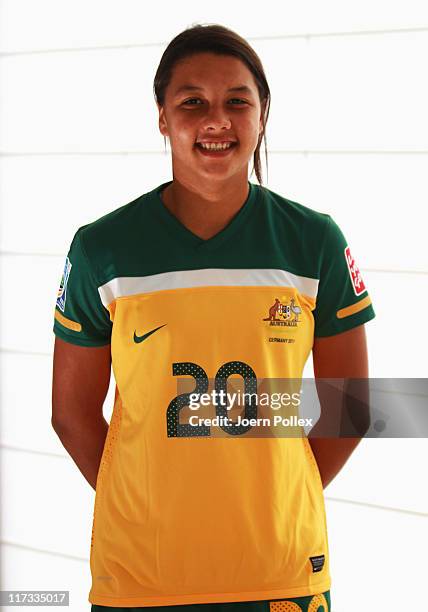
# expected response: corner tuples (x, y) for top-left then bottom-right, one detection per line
(160, 176), (250, 240)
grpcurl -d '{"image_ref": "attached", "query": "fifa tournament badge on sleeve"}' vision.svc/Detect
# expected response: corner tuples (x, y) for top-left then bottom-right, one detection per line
(344, 245), (366, 296)
(56, 256), (72, 312)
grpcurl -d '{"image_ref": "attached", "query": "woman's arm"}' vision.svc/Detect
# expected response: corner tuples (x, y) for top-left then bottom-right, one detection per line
(310, 324), (369, 489)
(51, 337), (112, 490)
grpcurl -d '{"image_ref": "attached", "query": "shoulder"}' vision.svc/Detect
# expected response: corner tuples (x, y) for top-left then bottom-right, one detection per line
(77, 191), (150, 245)
(255, 184), (333, 270)
(257, 184), (331, 233)
(68, 184), (161, 284)
(74, 184), (160, 261)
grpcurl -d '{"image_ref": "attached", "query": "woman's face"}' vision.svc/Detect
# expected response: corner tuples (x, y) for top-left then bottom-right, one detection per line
(157, 52), (264, 184)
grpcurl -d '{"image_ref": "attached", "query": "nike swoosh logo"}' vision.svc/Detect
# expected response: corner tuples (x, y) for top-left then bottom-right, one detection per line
(133, 324), (166, 344)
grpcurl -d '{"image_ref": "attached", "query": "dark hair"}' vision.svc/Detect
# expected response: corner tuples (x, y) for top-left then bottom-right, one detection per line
(153, 23), (271, 185)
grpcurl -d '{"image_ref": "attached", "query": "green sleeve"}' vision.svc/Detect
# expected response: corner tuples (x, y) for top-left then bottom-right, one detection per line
(53, 227), (112, 347)
(313, 215), (376, 337)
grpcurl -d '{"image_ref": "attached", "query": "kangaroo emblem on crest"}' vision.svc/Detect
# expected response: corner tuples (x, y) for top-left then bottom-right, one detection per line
(263, 298), (281, 321)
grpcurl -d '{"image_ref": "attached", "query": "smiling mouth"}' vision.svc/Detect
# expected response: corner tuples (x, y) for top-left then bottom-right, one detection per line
(194, 142), (238, 154)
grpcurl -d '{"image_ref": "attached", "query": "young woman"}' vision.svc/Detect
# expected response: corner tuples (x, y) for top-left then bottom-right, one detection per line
(52, 24), (375, 612)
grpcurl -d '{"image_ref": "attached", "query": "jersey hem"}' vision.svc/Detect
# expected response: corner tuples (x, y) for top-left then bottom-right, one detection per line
(314, 305), (376, 338)
(53, 326), (110, 347)
(88, 579), (332, 607)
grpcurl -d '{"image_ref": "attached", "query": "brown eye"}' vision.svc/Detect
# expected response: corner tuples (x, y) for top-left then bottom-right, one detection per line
(182, 98), (202, 105)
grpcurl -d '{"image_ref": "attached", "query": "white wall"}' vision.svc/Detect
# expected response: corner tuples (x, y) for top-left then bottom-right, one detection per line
(1, 2), (427, 611)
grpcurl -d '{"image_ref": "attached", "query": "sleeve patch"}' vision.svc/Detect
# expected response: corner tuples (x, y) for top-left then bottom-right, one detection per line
(56, 256), (72, 312)
(336, 295), (372, 319)
(344, 245), (366, 296)
(54, 308), (82, 332)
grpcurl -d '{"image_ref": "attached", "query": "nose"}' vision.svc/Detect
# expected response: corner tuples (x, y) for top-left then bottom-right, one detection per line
(202, 103), (232, 131)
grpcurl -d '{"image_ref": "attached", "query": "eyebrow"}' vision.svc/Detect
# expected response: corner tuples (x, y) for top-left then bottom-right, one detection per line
(173, 84), (254, 96)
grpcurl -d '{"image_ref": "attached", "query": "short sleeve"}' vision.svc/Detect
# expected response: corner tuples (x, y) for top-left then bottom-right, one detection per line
(313, 215), (376, 337)
(53, 228), (112, 347)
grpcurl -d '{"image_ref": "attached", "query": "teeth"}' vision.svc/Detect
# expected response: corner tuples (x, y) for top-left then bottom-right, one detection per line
(198, 142), (234, 150)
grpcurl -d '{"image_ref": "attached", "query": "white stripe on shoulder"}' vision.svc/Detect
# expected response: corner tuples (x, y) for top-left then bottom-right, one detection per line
(98, 268), (319, 308)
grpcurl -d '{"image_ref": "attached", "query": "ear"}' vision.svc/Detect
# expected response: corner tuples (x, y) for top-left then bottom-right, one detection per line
(258, 117), (264, 144)
(157, 103), (169, 138)
(259, 99), (267, 138)
(259, 102), (266, 137)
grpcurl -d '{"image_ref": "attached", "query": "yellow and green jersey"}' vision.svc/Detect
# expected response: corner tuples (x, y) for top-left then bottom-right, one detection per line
(53, 180), (375, 607)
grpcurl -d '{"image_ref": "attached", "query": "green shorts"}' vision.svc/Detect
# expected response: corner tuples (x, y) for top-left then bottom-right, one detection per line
(91, 591), (331, 612)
